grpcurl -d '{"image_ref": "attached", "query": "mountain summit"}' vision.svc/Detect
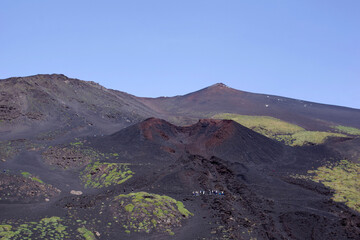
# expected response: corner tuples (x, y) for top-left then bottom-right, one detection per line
(1, 74), (360, 140)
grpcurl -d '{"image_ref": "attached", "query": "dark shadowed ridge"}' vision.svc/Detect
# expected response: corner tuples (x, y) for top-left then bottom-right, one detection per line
(96, 117), (284, 164)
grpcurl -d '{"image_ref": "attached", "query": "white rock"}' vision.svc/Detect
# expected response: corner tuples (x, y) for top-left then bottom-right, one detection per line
(70, 190), (83, 195)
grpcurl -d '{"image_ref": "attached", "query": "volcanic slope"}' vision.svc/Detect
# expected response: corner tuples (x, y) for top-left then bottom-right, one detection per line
(2, 75), (359, 141)
(91, 118), (284, 165)
(0, 117), (359, 239)
(82, 118), (360, 239)
(0, 74), (159, 140)
(0, 75), (360, 239)
(139, 83), (360, 130)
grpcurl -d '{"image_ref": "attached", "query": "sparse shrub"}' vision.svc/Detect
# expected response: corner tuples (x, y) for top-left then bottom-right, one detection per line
(332, 125), (360, 136)
(112, 192), (193, 235)
(80, 162), (133, 188)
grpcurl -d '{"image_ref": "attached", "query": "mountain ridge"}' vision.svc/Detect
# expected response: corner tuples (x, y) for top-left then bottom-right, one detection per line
(1, 73), (359, 140)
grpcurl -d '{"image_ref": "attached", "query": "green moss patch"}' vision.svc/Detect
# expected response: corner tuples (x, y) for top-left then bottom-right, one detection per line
(77, 227), (96, 240)
(80, 162), (133, 188)
(332, 125), (360, 136)
(306, 160), (360, 212)
(20, 171), (44, 184)
(0, 217), (99, 240)
(213, 113), (304, 137)
(213, 113), (347, 146)
(70, 140), (84, 146)
(112, 192), (193, 235)
(21, 171), (32, 178)
(276, 131), (347, 146)
(0, 217), (68, 239)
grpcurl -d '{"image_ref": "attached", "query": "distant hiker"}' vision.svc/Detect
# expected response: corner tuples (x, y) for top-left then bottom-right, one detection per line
(123, 188), (126, 193)
(3, 169), (6, 173)
(221, 191), (224, 195)
(131, 188), (134, 192)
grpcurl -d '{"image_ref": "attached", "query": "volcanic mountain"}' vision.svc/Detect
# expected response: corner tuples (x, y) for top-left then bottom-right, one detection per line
(139, 83), (360, 130)
(0, 74), (360, 240)
(94, 118), (284, 165)
(1, 74), (360, 140)
(0, 74), (159, 140)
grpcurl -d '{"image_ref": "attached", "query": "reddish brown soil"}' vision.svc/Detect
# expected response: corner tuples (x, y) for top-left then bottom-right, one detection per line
(42, 146), (92, 169)
(0, 173), (60, 203)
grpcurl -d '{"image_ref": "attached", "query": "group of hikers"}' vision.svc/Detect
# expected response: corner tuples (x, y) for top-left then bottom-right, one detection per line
(192, 190), (224, 196)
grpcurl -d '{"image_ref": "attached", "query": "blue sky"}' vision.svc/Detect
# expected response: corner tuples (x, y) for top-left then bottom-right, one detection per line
(1, 1), (359, 109)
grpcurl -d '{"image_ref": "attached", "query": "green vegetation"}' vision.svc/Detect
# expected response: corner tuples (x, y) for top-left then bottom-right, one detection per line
(20, 171), (44, 184)
(277, 131), (347, 146)
(308, 160), (360, 212)
(213, 113), (304, 137)
(80, 162), (133, 188)
(0, 217), (98, 240)
(125, 204), (135, 212)
(176, 201), (192, 218)
(21, 171), (31, 178)
(0, 217), (68, 240)
(213, 113), (347, 146)
(332, 125), (360, 136)
(77, 227), (96, 240)
(305, 160), (360, 212)
(113, 192), (193, 235)
(70, 141), (84, 146)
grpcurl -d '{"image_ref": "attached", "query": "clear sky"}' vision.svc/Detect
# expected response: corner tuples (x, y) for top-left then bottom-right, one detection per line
(1, 1), (359, 109)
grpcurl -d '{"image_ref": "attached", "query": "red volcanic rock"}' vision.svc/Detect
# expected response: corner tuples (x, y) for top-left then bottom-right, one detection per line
(139, 118), (178, 141)
(138, 118), (236, 146)
(106, 117), (283, 164)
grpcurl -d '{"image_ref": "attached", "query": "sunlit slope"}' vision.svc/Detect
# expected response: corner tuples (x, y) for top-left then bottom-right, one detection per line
(332, 125), (360, 136)
(213, 113), (348, 146)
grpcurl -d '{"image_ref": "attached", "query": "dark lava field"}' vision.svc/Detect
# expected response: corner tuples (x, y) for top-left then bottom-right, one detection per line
(0, 74), (360, 240)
